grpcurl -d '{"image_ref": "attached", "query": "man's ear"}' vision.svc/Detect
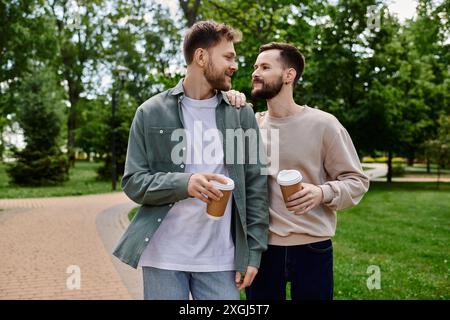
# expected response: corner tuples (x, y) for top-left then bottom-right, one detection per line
(284, 68), (297, 85)
(193, 48), (209, 68)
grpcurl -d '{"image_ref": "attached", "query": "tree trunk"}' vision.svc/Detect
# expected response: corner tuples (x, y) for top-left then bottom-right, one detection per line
(407, 157), (414, 166)
(67, 81), (80, 167)
(67, 110), (76, 166)
(437, 165), (440, 189)
(437, 151), (441, 189)
(387, 150), (393, 183)
(426, 157), (431, 173)
(0, 134), (4, 162)
(179, 0), (201, 27)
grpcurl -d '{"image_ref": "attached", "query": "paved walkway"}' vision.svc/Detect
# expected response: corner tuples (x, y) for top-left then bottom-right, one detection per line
(363, 163), (388, 180)
(364, 163), (450, 182)
(0, 193), (139, 300)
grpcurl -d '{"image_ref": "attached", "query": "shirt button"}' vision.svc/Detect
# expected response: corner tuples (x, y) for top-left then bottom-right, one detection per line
(169, 204), (173, 207)
(182, 147), (186, 150)
(180, 164), (184, 168)
(159, 130), (163, 134)
(144, 238), (149, 242)
(157, 218), (162, 222)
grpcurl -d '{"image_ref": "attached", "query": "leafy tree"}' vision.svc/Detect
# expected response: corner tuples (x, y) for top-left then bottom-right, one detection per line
(106, 1), (183, 104)
(6, 68), (69, 186)
(423, 115), (450, 187)
(357, 8), (414, 182)
(44, 0), (108, 166)
(74, 84), (137, 181)
(406, 0), (450, 168)
(0, 0), (56, 160)
(92, 1), (183, 181)
(179, 0), (201, 27)
(198, 0), (326, 111)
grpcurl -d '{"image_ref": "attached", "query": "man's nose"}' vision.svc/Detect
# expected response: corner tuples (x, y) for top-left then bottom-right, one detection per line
(231, 63), (238, 72)
(252, 69), (259, 78)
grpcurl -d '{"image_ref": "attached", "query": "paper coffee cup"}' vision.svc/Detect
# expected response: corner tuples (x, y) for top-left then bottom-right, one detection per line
(277, 170), (303, 204)
(206, 176), (235, 220)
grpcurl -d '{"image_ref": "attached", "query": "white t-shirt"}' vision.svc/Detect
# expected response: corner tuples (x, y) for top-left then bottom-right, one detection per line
(138, 94), (235, 272)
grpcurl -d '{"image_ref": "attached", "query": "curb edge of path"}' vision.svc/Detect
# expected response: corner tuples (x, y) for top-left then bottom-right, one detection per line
(96, 201), (143, 300)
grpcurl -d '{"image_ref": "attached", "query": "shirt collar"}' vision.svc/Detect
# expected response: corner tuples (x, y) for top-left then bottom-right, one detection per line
(170, 79), (185, 96)
(170, 78), (231, 106)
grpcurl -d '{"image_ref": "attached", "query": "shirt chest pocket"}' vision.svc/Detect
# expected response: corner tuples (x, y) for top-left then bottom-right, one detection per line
(145, 127), (183, 164)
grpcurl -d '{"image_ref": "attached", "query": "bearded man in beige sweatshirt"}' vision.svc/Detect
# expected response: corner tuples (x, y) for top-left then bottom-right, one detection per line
(229, 42), (369, 300)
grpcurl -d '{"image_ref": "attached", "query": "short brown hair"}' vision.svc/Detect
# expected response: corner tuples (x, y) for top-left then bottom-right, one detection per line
(259, 42), (305, 85)
(183, 21), (242, 65)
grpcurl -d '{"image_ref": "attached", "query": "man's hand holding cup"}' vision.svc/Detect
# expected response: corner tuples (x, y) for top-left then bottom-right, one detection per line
(187, 173), (228, 204)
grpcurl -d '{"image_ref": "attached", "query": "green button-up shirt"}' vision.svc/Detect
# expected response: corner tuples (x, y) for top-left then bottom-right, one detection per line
(113, 80), (269, 273)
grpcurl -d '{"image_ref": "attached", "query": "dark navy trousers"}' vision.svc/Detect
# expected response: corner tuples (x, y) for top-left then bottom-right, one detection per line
(246, 239), (334, 300)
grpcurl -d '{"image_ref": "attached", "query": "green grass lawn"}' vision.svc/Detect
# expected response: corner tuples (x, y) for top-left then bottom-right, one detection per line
(332, 182), (450, 299)
(0, 160), (119, 198)
(128, 181), (449, 300)
(128, 206), (139, 221)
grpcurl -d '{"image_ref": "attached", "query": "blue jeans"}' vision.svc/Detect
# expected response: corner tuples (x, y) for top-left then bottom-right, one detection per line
(246, 240), (333, 300)
(142, 267), (240, 300)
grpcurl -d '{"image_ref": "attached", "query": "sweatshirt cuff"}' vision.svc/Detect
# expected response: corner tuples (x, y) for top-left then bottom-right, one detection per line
(319, 184), (334, 204)
(248, 250), (262, 269)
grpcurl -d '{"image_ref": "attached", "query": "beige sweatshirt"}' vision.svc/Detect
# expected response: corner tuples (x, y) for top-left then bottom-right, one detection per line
(256, 105), (369, 246)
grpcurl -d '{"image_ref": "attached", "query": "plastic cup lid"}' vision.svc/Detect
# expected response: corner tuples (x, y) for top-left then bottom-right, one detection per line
(211, 176), (235, 190)
(277, 170), (302, 186)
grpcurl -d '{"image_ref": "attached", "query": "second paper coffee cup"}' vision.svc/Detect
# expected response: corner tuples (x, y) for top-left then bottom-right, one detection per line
(206, 176), (235, 220)
(277, 170), (303, 204)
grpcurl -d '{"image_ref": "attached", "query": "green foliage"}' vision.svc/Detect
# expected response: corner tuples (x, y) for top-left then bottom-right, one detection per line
(75, 88), (137, 180)
(6, 68), (69, 186)
(363, 156), (406, 164)
(199, 0), (328, 111)
(0, 0), (58, 159)
(362, 156), (376, 163)
(128, 206), (139, 221)
(77, 1), (184, 179)
(106, 1), (183, 104)
(391, 164), (406, 177)
(423, 115), (450, 170)
(7, 152), (69, 186)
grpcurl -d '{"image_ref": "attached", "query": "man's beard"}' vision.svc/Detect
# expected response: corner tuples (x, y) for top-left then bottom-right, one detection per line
(251, 76), (283, 100)
(204, 60), (232, 91)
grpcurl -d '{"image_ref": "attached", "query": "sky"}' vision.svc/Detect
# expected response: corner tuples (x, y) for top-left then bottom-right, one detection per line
(387, 0), (418, 21)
